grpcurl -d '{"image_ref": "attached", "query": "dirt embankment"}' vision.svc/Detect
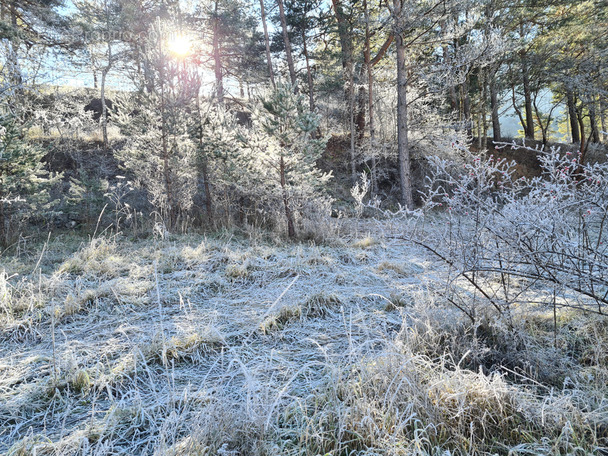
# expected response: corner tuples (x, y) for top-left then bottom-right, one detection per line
(474, 138), (608, 181)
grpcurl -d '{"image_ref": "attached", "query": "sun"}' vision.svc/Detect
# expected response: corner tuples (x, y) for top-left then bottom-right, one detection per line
(167, 35), (192, 57)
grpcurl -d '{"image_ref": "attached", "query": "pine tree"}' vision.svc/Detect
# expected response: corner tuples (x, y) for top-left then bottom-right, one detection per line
(195, 103), (245, 224)
(115, 19), (200, 230)
(0, 115), (60, 246)
(196, 0), (264, 102)
(0, 0), (68, 106)
(248, 84), (332, 238)
(115, 91), (198, 231)
(67, 170), (108, 229)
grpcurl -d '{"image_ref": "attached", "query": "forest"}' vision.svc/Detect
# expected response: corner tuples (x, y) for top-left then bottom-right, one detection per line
(1, 0), (608, 454)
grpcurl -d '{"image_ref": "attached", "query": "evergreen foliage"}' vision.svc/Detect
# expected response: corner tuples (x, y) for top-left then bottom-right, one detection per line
(0, 115), (60, 246)
(247, 84), (332, 238)
(67, 170), (108, 228)
(115, 90), (198, 230)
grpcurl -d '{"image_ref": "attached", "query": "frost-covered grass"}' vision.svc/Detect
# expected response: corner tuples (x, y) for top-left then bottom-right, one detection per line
(0, 225), (607, 455)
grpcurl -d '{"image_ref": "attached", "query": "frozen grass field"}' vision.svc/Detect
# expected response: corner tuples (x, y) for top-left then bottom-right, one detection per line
(1, 224), (607, 455)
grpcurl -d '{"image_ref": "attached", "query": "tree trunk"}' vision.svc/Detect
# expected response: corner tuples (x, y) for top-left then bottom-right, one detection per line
(451, 39), (460, 115)
(349, 82), (356, 182)
(363, 0), (377, 193)
(442, 41), (458, 113)
(6, 1), (23, 105)
(600, 99), (607, 143)
(330, 0), (356, 183)
(100, 68), (109, 150)
(0, 185), (6, 248)
(212, 1), (223, 103)
(489, 69), (501, 143)
(567, 89), (580, 143)
(196, 92), (213, 223)
(259, 0), (275, 87)
(450, 84), (459, 115)
(520, 48), (534, 139)
(280, 155), (296, 238)
(277, 0), (297, 88)
(463, 74), (472, 136)
(478, 66), (486, 149)
(577, 106), (586, 158)
(511, 85), (526, 137)
(101, 0), (112, 152)
(533, 94), (548, 146)
(158, 24), (175, 228)
(143, 58), (155, 94)
(356, 85), (366, 142)
(590, 99), (600, 143)
(394, 0), (414, 210)
(200, 159), (213, 222)
(301, 30), (314, 111)
(331, 0), (354, 87)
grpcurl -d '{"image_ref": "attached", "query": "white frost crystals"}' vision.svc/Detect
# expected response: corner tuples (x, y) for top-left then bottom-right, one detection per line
(416, 141), (608, 321)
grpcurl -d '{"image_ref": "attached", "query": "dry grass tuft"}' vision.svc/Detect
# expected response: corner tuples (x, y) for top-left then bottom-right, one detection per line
(352, 236), (378, 249)
(260, 305), (302, 334)
(301, 292), (342, 318)
(261, 292), (343, 334)
(59, 238), (127, 278)
(141, 326), (226, 365)
(57, 289), (100, 318)
(383, 291), (410, 310)
(225, 262), (250, 279)
(377, 260), (407, 275)
(71, 369), (91, 394)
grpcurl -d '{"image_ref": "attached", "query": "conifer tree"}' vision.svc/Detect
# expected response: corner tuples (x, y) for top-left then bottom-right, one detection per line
(115, 20), (199, 230)
(196, 0), (263, 102)
(195, 103), (244, 224)
(248, 84), (331, 238)
(0, 115), (60, 246)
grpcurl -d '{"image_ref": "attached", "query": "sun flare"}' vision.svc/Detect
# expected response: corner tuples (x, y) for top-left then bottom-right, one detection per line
(167, 35), (192, 57)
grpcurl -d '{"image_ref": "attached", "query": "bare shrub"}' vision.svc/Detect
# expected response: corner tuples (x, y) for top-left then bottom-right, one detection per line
(405, 143), (608, 326)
